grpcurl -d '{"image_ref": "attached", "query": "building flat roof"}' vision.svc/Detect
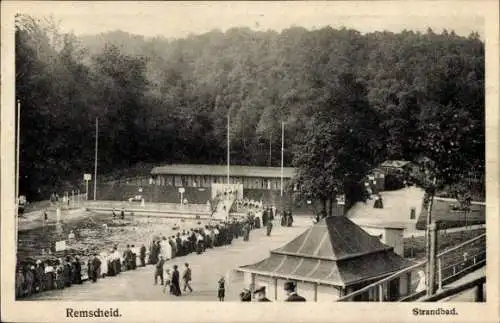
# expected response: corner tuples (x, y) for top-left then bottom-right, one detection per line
(151, 164), (297, 178)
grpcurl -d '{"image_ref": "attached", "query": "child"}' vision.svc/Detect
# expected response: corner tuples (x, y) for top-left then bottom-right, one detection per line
(217, 276), (225, 301)
(163, 268), (172, 294)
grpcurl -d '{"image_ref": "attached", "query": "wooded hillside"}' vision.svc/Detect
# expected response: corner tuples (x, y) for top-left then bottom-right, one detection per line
(15, 15), (484, 200)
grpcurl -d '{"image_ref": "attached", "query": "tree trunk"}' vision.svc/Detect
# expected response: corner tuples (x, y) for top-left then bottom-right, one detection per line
(328, 198), (333, 217)
(330, 193), (337, 217)
(321, 198), (327, 216)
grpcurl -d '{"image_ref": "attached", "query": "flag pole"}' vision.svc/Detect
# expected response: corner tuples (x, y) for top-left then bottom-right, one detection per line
(269, 133), (272, 166)
(227, 114), (230, 185)
(281, 121), (284, 197)
(93, 117), (98, 200)
(15, 99), (21, 253)
(16, 100), (20, 206)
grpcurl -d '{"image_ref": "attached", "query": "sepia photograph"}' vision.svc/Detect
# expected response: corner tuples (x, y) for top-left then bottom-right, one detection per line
(1, 1), (499, 322)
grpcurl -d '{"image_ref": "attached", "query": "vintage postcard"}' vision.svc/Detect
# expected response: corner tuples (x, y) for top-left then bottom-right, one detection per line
(1, 1), (498, 322)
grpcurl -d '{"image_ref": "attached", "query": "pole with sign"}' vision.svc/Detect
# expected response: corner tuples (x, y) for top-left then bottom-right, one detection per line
(84, 173), (91, 200)
(179, 187), (185, 206)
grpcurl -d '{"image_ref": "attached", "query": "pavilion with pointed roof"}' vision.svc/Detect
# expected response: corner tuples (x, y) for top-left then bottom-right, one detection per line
(237, 216), (414, 301)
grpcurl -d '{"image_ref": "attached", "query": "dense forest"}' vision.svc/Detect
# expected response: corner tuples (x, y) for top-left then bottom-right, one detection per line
(15, 15), (484, 202)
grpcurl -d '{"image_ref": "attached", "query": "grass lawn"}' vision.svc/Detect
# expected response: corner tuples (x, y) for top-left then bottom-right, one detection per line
(416, 199), (485, 230)
(403, 228), (485, 259)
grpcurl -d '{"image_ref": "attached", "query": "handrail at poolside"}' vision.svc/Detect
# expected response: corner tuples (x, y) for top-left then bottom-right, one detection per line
(420, 276), (486, 302)
(337, 260), (426, 301)
(338, 233), (486, 302)
(437, 233), (485, 257)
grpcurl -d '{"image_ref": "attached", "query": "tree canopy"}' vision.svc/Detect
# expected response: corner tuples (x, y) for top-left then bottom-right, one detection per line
(15, 15), (485, 202)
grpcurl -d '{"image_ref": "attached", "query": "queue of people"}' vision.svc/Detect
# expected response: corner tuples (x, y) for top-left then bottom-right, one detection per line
(17, 192), (294, 301)
(16, 255), (84, 299)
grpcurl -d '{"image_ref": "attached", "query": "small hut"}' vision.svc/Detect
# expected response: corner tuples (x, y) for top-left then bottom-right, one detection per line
(237, 216), (414, 301)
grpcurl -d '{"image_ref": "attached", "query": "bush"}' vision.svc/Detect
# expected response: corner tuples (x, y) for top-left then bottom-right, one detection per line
(384, 173), (405, 191)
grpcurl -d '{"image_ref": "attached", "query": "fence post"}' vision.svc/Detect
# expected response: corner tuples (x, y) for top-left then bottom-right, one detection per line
(475, 282), (484, 302)
(437, 257), (443, 291)
(427, 221), (439, 297)
(378, 283), (384, 302)
(406, 272), (412, 296)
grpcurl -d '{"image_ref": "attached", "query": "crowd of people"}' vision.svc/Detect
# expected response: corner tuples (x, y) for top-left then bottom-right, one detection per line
(16, 192), (295, 301)
(15, 254), (86, 299)
(238, 280), (307, 302)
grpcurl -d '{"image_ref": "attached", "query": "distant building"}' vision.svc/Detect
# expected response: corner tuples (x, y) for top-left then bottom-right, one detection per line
(150, 164), (297, 191)
(358, 223), (405, 257)
(237, 216), (414, 301)
(378, 160), (418, 175)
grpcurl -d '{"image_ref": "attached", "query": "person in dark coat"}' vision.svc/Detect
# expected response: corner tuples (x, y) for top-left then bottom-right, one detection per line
(266, 218), (273, 236)
(131, 245), (137, 269)
(287, 212), (294, 227)
(284, 281), (306, 302)
(73, 257), (82, 284)
(182, 263), (193, 293)
(176, 234), (183, 257)
(171, 265), (181, 296)
(150, 241), (159, 264)
(123, 245), (131, 271)
(25, 265), (35, 296)
(120, 208), (125, 219)
(34, 260), (44, 293)
(140, 244), (146, 267)
(189, 230), (197, 253)
(107, 252), (115, 277)
(254, 286), (272, 302)
(262, 209), (268, 227)
(169, 237), (177, 258)
(217, 276), (225, 301)
(91, 254), (101, 283)
(16, 267), (25, 298)
(55, 263), (65, 289)
(154, 256), (165, 285)
(243, 222), (250, 241)
(63, 258), (72, 287)
(254, 215), (261, 229)
(239, 288), (251, 302)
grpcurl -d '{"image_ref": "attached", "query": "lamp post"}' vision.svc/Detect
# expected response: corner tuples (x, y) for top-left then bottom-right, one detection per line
(93, 117), (98, 200)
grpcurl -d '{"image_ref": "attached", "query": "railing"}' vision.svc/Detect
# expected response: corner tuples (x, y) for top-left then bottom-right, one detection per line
(82, 200), (210, 214)
(421, 276), (486, 302)
(337, 233), (486, 302)
(337, 261), (427, 302)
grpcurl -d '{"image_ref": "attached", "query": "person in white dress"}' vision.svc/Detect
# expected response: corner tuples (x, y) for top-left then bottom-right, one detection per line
(99, 251), (109, 277)
(416, 270), (426, 292)
(160, 237), (172, 260)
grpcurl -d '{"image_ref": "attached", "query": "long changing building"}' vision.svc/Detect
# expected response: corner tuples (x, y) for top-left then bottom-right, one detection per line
(151, 164), (297, 191)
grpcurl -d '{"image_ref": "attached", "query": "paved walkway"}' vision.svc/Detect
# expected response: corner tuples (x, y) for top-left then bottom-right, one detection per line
(25, 218), (310, 301)
(347, 187), (425, 233)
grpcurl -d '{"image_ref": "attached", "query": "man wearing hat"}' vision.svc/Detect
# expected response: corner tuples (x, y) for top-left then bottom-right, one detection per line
(254, 286), (272, 302)
(284, 280), (306, 302)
